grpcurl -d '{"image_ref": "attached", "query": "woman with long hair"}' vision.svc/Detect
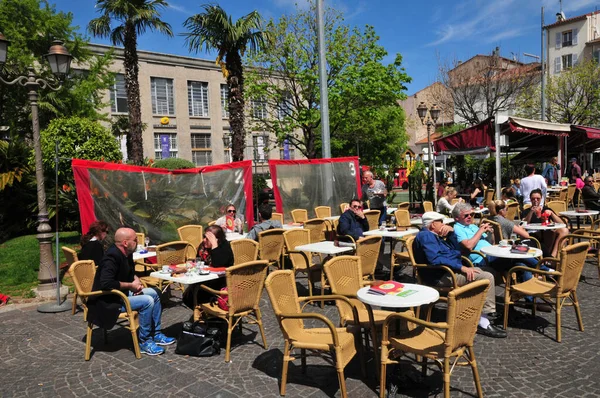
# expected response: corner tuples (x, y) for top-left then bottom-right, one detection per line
(79, 220), (109, 265)
(436, 186), (463, 214)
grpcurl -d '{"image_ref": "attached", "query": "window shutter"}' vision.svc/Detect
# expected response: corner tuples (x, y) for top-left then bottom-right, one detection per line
(572, 28), (578, 45)
(555, 32), (561, 49)
(554, 57), (561, 73)
(572, 53), (578, 65)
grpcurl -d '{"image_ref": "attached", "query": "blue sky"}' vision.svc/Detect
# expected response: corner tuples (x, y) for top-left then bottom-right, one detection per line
(51, 0), (598, 94)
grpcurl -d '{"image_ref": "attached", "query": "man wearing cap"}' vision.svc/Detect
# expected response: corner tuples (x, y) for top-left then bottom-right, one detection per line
(414, 211), (506, 338)
(569, 157), (582, 184)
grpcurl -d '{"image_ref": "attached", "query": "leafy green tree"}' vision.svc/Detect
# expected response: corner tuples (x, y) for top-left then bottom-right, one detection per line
(516, 60), (600, 125)
(0, 0), (114, 139)
(245, 3), (411, 165)
(40, 117), (122, 230)
(438, 123), (467, 137)
(183, 4), (271, 162)
(89, 0), (173, 165)
(152, 158), (195, 170)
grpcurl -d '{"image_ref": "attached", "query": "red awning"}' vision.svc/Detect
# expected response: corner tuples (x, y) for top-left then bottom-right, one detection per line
(572, 125), (600, 139)
(433, 118), (495, 155)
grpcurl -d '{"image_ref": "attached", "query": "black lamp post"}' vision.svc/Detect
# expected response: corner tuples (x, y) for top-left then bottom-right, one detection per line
(417, 102), (441, 203)
(0, 34), (72, 311)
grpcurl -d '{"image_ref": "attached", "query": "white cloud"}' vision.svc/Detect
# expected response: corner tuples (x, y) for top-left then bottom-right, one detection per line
(168, 2), (194, 16)
(485, 27), (528, 43)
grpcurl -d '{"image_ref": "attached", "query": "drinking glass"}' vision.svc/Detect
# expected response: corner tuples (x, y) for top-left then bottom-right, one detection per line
(144, 237), (150, 247)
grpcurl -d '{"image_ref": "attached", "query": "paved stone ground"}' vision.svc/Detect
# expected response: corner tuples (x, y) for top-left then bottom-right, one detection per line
(3, 252), (600, 398)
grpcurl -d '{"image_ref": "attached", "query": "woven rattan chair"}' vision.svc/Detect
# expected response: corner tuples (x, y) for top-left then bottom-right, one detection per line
(355, 235), (382, 281)
(140, 241), (194, 292)
(557, 187), (568, 202)
(450, 198), (459, 206)
(265, 270), (363, 398)
(481, 218), (503, 241)
(422, 201), (433, 213)
(503, 241), (589, 342)
(272, 212), (284, 224)
(200, 260), (269, 362)
(62, 246), (80, 315)
(397, 202), (410, 211)
(567, 184), (577, 209)
(570, 229), (600, 278)
(393, 209), (411, 230)
(364, 210), (381, 230)
(339, 203), (349, 213)
(547, 200), (567, 214)
(69, 260), (141, 361)
(283, 229), (322, 298)
(177, 225), (203, 258)
(484, 188), (495, 202)
(291, 209), (308, 223)
(230, 239), (259, 266)
(505, 202), (520, 221)
(258, 228), (285, 269)
(379, 280), (489, 398)
(207, 220), (216, 227)
(523, 203), (532, 210)
(304, 218), (327, 243)
(315, 206), (331, 219)
(391, 235), (415, 280)
(135, 232), (145, 244)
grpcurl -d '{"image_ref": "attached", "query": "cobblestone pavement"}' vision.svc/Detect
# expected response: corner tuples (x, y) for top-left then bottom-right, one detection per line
(3, 253), (600, 398)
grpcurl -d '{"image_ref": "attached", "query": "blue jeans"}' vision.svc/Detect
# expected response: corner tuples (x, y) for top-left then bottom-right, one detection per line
(122, 287), (162, 342)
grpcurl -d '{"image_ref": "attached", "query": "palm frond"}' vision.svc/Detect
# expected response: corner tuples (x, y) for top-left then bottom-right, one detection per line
(88, 14), (113, 39)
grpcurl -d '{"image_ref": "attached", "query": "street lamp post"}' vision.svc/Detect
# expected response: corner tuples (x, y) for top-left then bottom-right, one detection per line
(0, 34), (72, 309)
(416, 102), (441, 204)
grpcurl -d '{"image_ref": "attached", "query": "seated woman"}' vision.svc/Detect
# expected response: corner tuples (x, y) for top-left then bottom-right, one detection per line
(215, 204), (244, 233)
(436, 186), (463, 215)
(469, 179), (486, 205)
(501, 187), (517, 204)
(183, 225), (234, 308)
(78, 220), (109, 265)
(487, 200), (529, 241)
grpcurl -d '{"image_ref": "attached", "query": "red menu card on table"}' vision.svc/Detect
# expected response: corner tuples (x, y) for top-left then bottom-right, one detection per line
(368, 281), (404, 296)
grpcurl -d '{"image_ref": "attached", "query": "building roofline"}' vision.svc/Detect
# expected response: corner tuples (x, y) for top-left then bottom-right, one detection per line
(544, 10), (600, 29)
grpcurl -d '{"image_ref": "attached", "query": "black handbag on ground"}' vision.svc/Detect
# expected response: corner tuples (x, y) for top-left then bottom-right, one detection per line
(175, 322), (220, 357)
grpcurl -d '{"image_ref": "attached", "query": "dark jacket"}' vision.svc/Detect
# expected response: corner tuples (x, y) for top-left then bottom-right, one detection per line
(87, 244), (134, 329)
(79, 240), (104, 266)
(337, 209), (369, 241)
(414, 229), (463, 284)
(582, 185), (600, 210)
(209, 240), (234, 267)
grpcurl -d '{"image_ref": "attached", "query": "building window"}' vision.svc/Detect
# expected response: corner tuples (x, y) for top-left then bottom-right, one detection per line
(279, 147), (295, 160)
(191, 133), (212, 166)
(220, 84), (229, 118)
(110, 73), (128, 113)
(253, 135), (269, 163)
(153, 133), (178, 159)
(277, 95), (292, 120)
(562, 54), (573, 69)
(252, 98), (267, 119)
(594, 50), (600, 63)
(151, 77), (175, 115)
(562, 30), (572, 47)
(188, 81), (209, 117)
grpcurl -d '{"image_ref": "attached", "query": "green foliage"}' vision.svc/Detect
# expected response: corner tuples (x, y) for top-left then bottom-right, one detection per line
(438, 123), (468, 137)
(245, 3), (411, 164)
(253, 174), (267, 201)
(152, 158), (195, 170)
(0, 0), (115, 138)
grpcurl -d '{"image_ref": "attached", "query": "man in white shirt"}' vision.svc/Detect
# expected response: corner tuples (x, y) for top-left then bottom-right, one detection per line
(520, 164), (547, 205)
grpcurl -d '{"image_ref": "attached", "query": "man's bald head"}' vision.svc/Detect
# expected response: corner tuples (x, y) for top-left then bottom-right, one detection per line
(115, 227), (137, 255)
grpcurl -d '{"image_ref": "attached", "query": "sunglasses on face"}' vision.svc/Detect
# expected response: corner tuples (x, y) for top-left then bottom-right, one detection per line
(351, 205), (362, 209)
(531, 197), (542, 201)
(227, 209), (236, 214)
(463, 212), (474, 218)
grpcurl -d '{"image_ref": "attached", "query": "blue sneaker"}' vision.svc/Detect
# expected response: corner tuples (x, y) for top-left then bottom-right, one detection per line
(154, 333), (176, 346)
(140, 340), (165, 356)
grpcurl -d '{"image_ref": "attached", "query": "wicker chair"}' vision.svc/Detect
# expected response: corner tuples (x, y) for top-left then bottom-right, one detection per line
(505, 202), (520, 221)
(304, 218), (327, 243)
(291, 209), (308, 223)
(207, 220), (216, 227)
(547, 200), (567, 214)
(283, 229), (322, 298)
(391, 235), (415, 280)
(272, 212), (284, 224)
(177, 225), (203, 258)
(230, 239), (259, 266)
(379, 280), (490, 398)
(393, 209), (412, 230)
(570, 229), (600, 278)
(397, 202), (410, 211)
(339, 203), (349, 213)
(62, 246), (80, 315)
(484, 188), (495, 202)
(503, 241), (589, 342)
(557, 187), (568, 202)
(567, 184), (577, 209)
(450, 198), (460, 206)
(135, 232), (145, 245)
(315, 206), (332, 219)
(355, 235), (382, 281)
(258, 228), (285, 269)
(422, 201), (433, 213)
(265, 270), (363, 398)
(140, 241), (194, 292)
(364, 210), (381, 231)
(199, 260), (269, 362)
(69, 260), (141, 361)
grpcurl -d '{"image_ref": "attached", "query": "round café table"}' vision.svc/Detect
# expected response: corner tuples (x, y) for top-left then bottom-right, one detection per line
(522, 222), (567, 231)
(559, 210), (599, 230)
(479, 245), (543, 259)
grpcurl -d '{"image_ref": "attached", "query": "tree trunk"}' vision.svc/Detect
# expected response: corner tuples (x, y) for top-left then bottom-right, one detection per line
(123, 22), (144, 165)
(227, 52), (246, 162)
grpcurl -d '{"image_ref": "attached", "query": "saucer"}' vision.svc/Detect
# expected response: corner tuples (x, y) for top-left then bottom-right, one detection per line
(199, 270), (210, 275)
(159, 270), (171, 274)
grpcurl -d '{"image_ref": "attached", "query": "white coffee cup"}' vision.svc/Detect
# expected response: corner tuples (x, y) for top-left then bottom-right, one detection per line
(162, 265), (170, 273)
(499, 240), (509, 247)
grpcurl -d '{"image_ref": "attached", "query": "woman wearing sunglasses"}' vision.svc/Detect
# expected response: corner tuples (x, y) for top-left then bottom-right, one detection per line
(215, 204), (244, 233)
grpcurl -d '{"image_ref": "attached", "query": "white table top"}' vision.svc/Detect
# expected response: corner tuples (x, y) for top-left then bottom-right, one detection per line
(387, 207), (397, 215)
(473, 207), (488, 214)
(324, 216), (340, 221)
(357, 284), (439, 308)
(479, 245), (543, 259)
(560, 210), (599, 217)
(363, 228), (419, 239)
(294, 241), (354, 255)
(523, 222), (567, 231)
(150, 271), (219, 285)
(410, 217), (454, 226)
(547, 187), (563, 192)
(225, 232), (248, 241)
(283, 224), (303, 230)
(133, 251), (156, 261)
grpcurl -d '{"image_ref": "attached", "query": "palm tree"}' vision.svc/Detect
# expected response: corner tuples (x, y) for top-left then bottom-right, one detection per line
(88, 0), (173, 165)
(183, 4), (270, 161)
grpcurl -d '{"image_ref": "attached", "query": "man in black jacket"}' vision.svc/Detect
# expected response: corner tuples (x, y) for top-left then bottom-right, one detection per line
(337, 199), (370, 241)
(90, 227), (175, 356)
(581, 177), (600, 211)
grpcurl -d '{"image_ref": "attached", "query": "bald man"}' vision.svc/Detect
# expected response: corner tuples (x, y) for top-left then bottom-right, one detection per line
(90, 227), (175, 356)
